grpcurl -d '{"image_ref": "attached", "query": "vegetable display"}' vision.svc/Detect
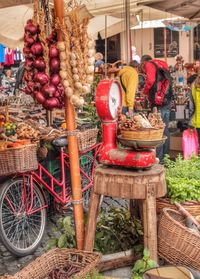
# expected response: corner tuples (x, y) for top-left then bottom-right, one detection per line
(23, 2), (64, 110)
(118, 107), (165, 131)
(164, 155), (200, 203)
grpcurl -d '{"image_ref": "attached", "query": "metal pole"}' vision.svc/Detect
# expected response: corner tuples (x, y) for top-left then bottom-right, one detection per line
(53, 0), (84, 250)
(105, 15), (108, 77)
(125, 0), (131, 64)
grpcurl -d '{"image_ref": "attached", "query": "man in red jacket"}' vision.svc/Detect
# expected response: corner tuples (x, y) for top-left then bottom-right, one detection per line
(140, 54), (173, 164)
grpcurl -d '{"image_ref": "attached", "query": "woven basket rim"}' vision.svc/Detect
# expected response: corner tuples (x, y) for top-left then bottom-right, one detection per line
(121, 127), (164, 132)
(162, 208), (200, 237)
(157, 197), (200, 206)
(0, 143), (37, 152)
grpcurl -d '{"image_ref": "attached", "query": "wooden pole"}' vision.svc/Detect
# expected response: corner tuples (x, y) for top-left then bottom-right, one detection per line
(53, 0), (84, 249)
(163, 28), (167, 62)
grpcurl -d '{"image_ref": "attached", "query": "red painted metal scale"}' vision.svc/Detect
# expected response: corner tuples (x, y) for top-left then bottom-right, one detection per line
(96, 79), (157, 169)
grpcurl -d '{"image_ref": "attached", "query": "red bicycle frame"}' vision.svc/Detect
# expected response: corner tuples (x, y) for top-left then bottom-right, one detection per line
(7, 143), (101, 216)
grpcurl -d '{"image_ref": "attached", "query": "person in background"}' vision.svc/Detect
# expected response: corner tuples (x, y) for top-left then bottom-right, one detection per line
(2, 69), (16, 95)
(174, 54), (187, 86)
(140, 54), (173, 164)
(131, 46), (141, 64)
(95, 52), (104, 68)
(189, 72), (200, 145)
(118, 60), (139, 116)
(14, 61), (25, 94)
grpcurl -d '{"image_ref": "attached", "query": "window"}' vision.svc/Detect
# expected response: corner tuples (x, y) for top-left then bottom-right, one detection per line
(154, 28), (179, 58)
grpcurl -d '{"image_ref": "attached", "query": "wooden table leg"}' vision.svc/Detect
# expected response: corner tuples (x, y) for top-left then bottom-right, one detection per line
(142, 183), (158, 262)
(84, 191), (101, 251)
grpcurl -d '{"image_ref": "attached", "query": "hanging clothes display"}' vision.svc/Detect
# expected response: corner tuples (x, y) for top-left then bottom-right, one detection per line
(4, 47), (14, 66)
(14, 47), (23, 63)
(0, 44), (5, 63)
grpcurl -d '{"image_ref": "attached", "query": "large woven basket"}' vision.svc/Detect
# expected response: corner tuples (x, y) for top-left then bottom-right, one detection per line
(77, 129), (98, 152)
(120, 128), (164, 140)
(0, 144), (38, 176)
(158, 208), (200, 271)
(157, 198), (200, 216)
(1, 248), (101, 279)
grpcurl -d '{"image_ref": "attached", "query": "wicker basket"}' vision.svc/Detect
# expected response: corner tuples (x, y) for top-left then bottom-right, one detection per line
(158, 208), (200, 271)
(120, 128), (164, 140)
(1, 248), (101, 279)
(0, 144), (38, 176)
(77, 129), (98, 152)
(157, 198), (200, 216)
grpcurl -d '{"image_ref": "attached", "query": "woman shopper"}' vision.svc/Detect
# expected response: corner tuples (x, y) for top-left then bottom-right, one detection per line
(118, 60), (139, 116)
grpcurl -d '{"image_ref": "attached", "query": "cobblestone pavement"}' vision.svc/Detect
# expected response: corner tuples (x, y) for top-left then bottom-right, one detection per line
(0, 197), (128, 276)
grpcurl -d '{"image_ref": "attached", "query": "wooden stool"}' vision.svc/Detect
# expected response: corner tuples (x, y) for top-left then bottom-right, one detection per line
(84, 164), (166, 262)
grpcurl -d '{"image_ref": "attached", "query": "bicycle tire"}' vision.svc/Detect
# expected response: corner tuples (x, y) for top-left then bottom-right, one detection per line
(0, 177), (46, 257)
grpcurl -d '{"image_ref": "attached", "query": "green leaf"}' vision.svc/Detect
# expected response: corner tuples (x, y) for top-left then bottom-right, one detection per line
(143, 248), (150, 258)
(58, 234), (67, 248)
(46, 238), (57, 250)
(132, 259), (145, 272)
(147, 259), (158, 269)
(62, 216), (71, 227)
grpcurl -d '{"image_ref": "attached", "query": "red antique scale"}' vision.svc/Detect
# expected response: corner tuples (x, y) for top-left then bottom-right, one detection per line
(96, 79), (157, 169)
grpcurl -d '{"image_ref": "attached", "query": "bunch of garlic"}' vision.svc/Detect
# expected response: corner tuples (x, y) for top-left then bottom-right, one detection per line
(57, 41), (74, 99)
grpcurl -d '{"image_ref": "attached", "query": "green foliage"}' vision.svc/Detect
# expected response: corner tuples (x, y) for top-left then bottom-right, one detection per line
(132, 248), (158, 279)
(47, 207), (143, 255)
(164, 154), (200, 203)
(94, 207), (143, 254)
(78, 269), (103, 279)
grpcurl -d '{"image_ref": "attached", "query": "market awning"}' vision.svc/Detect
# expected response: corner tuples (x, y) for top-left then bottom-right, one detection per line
(143, 0), (200, 20)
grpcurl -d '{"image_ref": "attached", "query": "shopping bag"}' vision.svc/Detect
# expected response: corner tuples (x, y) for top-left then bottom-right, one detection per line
(182, 128), (198, 159)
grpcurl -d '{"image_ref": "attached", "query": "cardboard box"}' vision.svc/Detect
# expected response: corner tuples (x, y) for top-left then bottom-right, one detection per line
(170, 132), (182, 151)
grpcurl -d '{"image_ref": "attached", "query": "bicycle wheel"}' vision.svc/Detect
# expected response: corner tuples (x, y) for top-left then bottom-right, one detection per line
(0, 177), (46, 257)
(80, 153), (97, 209)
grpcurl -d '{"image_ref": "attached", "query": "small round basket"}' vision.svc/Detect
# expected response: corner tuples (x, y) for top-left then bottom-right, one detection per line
(158, 208), (200, 271)
(120, 128), (164, 141)
(157, 198), (200, 216)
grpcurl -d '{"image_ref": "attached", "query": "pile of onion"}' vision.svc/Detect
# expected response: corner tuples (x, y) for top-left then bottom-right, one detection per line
(23, 19), (64, 110)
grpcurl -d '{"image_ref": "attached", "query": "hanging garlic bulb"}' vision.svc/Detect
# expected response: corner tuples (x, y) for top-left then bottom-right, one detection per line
(77, 97), (85, 107)
(82, 85), (90, 94)
(70, 60), (77, 67)
(86, 66), (94, 74)
(88, 40), (95, 49)
(88, 57), (95, 66)
(86, 75), (94, 83)
(70, 53), (76, 60)
(73, 74), (80, 81)
(65, 87), (73, 97)
(88, 49), (95, 57)
(59, 70), (68, 79)
(63, 79), (70, 88)
(75, 82), (82, 89)
(70, 95), (80, 105)
(60, 61), (67, 70)
(57, 42), (66, 51)
(60, 52), (67, 61)
(72, 67), (78, 74)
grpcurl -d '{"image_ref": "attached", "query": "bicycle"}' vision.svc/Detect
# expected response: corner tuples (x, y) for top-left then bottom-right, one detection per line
(0, 137), (101, 257)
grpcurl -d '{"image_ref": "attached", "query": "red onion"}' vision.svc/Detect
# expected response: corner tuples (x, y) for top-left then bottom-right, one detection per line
(33, 58), (46, 71)
(49, 45), (59, 58)
(42, 84), (56, 97)
(25, 24), (38, 35)
(34, 72), (49, 85)
(24, 35), (35, 47)
(23, 46), (31, 55)
(31, 42), (43, 56)
(35, 91), (46, 104)
(25, 86), (32, 95)
(44, 97), (60, 110)
(24, 71), (33, 82)
(27, 81), (35, 89)
(25, 59), (33, 70)
(50, 74), (61, 86)
(50, 58), (60, 73)
(26, 19), (33, 25)
(53, 91), (62, 98)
